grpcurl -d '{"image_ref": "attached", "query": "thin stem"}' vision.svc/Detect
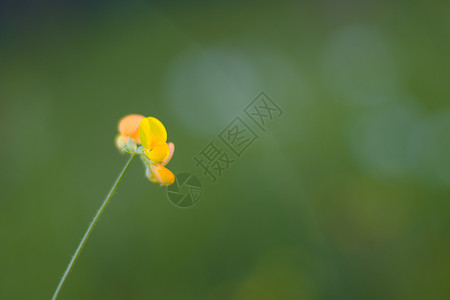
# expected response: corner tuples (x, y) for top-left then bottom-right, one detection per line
(52, 154), (136, 300)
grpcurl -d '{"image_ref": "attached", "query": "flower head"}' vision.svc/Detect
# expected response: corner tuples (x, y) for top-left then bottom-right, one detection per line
(115, 114), (175, 186)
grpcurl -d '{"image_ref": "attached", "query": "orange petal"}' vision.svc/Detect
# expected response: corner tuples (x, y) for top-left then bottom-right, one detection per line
(145, 165), (160, 184)
(150, 164), (175, 186)
(118, 114), (145, 140)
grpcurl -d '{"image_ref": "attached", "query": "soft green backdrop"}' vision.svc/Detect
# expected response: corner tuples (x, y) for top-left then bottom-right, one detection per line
(1, 0), (449, 299)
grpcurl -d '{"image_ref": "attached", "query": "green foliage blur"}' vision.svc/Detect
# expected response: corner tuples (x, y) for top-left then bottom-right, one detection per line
(1, 0), (449, 299)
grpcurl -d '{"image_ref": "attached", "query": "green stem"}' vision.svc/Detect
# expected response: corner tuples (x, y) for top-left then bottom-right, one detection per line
(52, 154), (136, 300)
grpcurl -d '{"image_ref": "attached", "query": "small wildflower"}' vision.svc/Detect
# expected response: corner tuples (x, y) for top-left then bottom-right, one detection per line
(115, 115), (175, 186)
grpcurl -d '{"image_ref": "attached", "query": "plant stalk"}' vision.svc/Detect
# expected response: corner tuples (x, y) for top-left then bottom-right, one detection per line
(52, 154), (136, 300)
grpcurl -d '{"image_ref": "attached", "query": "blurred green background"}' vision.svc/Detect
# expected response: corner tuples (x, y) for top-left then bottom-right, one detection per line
(1, 0), (449, 299)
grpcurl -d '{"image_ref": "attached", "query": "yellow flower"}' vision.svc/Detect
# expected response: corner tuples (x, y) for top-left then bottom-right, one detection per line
(145, 142), (175, 186)
(115, 114), (145, 150)
(115, 115), (175, 186)
(139, 117), (171, 163)
(139, 117), (175, 186)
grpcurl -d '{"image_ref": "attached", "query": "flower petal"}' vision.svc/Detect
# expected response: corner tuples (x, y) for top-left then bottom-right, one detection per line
(139, 117), (167, 149)
(118, 114), (145, 140)
(145, 165), (160, 184)
(161, 142), (175, 166)
(150, 164), (175, 186)
(144, 142), (170, 163)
